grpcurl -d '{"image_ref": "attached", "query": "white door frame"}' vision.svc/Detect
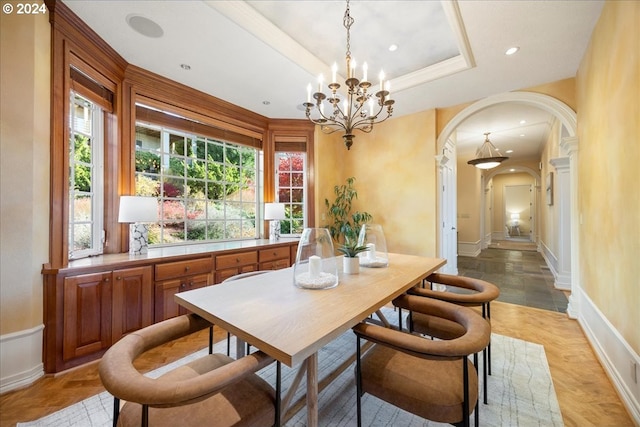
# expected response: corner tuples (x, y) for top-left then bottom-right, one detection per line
(435, 91), (579, 317)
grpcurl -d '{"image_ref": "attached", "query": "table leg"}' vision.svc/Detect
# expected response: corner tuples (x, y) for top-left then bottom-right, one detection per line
(306, 353), (318, 427)
(235, 337), (246, 358)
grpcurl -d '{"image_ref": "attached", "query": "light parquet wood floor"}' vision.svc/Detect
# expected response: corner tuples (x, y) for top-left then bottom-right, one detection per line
(0, 302), (635, 426)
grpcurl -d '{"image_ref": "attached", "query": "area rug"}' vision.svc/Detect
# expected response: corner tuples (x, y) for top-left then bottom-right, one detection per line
(18, 309), (563, 427)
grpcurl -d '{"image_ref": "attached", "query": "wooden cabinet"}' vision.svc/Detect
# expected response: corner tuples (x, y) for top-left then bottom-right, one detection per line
(214, 251), (258, 283)
(112, 266), (154, 342)
(259, 246), (291, 270)
(43, 240), (298, 373)
(154, 257), (213, 321)
(62, 266), (152, 362)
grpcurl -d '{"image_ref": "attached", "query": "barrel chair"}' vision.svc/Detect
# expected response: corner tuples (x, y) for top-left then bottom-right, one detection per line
(354, 295), (491, 427)
(402, 273), (500, 404)
(99, 313), (281, 427)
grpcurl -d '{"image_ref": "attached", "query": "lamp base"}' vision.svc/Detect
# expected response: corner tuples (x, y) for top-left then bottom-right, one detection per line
(269, 220), (280, 241)
(129, 223), (149, 255)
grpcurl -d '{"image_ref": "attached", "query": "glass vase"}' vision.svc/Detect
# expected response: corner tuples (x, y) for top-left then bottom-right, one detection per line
(293, 228), (339, 289)
(357, 224), (389, 267)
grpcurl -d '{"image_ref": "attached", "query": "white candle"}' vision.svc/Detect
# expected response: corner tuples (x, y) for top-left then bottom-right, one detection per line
(306, 83), (312, 103)
(332, 62), (337, 84)
(362, 62), (368, 82)
(317, 74), (323, 93)
(309, 255), (322, 279)
(351, 59), (357, 79)
(368, 98), (375, 117)
(367, 243), (376, 260)
(385, 80), (391, 99)
(379, 70), (385, 92)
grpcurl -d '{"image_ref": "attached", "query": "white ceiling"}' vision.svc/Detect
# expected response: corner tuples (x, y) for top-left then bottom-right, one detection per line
(62, 0), (603, 163)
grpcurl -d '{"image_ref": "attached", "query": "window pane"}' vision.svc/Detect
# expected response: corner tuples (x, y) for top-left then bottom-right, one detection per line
(69, 93), (103, 259)
(275, 152), (306, 237)
(135, 122), (259, 245)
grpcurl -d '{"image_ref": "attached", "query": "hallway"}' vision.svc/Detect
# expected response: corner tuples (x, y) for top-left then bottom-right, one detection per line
(458, 246), (569, 313)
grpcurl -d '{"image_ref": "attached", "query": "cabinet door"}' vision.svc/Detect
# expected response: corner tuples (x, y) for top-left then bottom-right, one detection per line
(112, 266), (153, 342)
(63, 272), (112, 361)
(155, 273), (212, 321)
(154, 278), (185, 322)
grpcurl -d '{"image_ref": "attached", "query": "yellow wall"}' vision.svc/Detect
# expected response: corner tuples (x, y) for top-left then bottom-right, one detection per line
(0, 11), (50, 334)
(315, 110), (439, 257)
(539, 119), (562, 254)
(576, 0), (640, 352)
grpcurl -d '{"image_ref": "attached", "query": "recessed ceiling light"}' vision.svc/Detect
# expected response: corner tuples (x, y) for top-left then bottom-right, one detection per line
(505, 46), (519, 55)
(388, 44), (398, 52)
(506, 149), (514, 154)
(263, 101), (271, 105)
(519, 120), (526, 124)
(510, 168), (516, 172)
(126, 14), (164, 38)
(180, 64), (191, 70)
(520, 134), (525, 137)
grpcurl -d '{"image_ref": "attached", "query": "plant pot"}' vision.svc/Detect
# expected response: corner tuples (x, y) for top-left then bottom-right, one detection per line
(343, 256), (360, 275)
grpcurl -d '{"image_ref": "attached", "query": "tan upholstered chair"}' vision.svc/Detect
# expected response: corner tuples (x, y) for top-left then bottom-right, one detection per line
(402, 273), (500, 404)
(354, 295), (491, 427)
(99, 313), (281, 427)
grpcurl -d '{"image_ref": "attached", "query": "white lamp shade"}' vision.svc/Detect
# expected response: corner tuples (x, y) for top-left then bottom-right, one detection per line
(118, 196), (158, 223)
(510, 213), (520, 220)
(264, 203), (286, 220)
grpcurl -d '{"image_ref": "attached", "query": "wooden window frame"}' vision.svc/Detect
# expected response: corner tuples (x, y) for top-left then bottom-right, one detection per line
(45, 0), (314, 269)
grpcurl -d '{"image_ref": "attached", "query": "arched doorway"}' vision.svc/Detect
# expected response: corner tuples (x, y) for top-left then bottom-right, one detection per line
(435, 91), (580, 317)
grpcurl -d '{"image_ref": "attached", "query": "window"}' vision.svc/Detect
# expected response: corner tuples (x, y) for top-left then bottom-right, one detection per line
(276, 152), (306, 235)
(134, 123), (259, 244)
(68, 92), (104, 259)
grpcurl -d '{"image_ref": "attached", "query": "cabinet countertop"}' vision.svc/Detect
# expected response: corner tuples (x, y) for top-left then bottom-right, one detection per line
(42, 238), (300, 275)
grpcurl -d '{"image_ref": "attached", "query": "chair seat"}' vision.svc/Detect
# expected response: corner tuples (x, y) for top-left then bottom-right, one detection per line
(360, 344), (478, 424)
(118, 353), (275, 427)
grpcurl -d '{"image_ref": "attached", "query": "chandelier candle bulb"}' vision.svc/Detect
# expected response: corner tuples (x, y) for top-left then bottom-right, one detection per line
(307, 84), (312, 103)
(309, 255), (322, 279)
(332, 62), (337, 83)
(318, 74), (323, 93)
(379, 71), (385, 92)
(385, 81), (391, 99)
(362, 62), (368, 82)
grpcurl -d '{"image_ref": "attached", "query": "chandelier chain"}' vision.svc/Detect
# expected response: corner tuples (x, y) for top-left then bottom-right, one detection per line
(343, 0), (354, 59)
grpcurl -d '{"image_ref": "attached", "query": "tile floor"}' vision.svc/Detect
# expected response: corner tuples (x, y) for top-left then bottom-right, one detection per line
(457, 246), (569, 313)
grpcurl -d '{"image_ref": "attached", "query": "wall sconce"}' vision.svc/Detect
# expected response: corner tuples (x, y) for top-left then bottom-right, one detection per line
(118, 196), (158, 255)
(264, 203), (286, 241)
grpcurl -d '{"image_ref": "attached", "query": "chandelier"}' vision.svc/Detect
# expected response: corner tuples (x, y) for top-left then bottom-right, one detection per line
(467, 132), (509, 169)
(303, 0), (394, 150)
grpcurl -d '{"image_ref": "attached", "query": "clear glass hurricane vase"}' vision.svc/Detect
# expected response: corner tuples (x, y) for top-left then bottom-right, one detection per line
(357, 223), (389, 267)
(293, 228), (339, 289)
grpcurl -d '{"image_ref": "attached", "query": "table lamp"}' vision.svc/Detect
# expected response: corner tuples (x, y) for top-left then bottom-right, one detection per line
(118, 196), (158, 254)
(264, 203), (286, 241)
(510, 213), (520, 225)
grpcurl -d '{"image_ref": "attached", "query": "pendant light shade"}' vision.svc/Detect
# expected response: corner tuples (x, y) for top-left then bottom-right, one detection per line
(467, 132), (509, 169)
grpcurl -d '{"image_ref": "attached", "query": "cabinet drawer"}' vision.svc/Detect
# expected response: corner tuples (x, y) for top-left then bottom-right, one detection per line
(215, 251), (258, 269)
(155, 257), (212, 281)
(259, 247), (290, 263)
(260, 259), (290, 271)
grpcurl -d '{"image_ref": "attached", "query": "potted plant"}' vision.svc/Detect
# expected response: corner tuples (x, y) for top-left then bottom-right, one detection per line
(324, 177), (372, 246)
(337, 239), (369, 274)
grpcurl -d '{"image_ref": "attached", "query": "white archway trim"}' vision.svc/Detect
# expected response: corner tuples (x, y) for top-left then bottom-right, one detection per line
(437, 91), (577, 153)
(435, 90), (579, 318)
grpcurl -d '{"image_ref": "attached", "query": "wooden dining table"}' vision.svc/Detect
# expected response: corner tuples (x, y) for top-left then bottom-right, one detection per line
(175, 252), (445, 426)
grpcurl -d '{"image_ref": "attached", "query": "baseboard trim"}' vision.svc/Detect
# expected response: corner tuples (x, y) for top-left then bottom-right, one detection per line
(577, 288), (640, 424)
(458, 240), (481, 257)
(0, 324), (45, 394)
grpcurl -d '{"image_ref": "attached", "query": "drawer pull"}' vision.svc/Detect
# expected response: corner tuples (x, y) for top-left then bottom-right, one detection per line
(236, 258), (240, 263)
(116, 276), (122, 280)
(185, 266), (190, 271)
(104, 278), (110, 282)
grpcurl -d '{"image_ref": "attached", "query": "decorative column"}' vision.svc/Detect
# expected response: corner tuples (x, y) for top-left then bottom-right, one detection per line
(549, 157), (571, 290)
(559, 136), (580, 319)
